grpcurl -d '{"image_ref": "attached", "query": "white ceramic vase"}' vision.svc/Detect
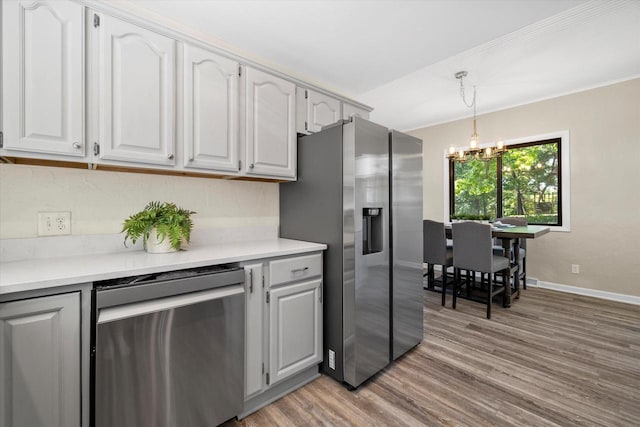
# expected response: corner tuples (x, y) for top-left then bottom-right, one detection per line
(144, 227), (178, 254)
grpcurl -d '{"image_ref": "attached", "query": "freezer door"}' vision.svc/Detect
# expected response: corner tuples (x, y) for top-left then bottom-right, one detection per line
(390, 130), (424, 360)
(343, 117), (390, 388)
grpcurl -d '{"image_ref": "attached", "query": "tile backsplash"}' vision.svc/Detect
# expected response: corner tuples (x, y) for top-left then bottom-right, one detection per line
(0, 164), (279, 240)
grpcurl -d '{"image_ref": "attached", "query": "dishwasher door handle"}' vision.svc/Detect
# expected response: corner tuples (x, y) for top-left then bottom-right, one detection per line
(98, 284), (244, 324)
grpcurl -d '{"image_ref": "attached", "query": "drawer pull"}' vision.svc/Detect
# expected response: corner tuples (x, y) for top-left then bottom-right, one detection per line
(291, 267), (309, 274)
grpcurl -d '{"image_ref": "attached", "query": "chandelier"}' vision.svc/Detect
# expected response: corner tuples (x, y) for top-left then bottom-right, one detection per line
(447, 71), (505, 162)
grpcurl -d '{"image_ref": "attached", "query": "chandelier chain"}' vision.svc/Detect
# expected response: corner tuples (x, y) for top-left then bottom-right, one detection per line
(459, 76), (476, 110)
(448, 70), (505, 163)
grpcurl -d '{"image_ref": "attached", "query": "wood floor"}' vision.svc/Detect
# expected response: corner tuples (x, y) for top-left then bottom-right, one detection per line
(230, 288), (640, 426)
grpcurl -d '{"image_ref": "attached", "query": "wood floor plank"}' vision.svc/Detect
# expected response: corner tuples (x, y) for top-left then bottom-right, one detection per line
(232, 287), (640, 426)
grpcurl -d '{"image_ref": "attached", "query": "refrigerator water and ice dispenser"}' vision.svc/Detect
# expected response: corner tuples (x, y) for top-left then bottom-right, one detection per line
(362, 207), (383, 255)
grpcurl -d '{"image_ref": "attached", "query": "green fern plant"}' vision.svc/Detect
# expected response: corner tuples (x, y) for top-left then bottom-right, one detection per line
(122, 201), (196, 251)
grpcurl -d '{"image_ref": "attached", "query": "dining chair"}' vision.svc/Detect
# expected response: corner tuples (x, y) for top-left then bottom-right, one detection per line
(451, 221), (511, 319)
(496, 216), (528, 289)
(423, 220), (454, 306)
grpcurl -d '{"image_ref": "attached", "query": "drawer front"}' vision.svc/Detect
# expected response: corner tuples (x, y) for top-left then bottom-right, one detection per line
(269, 253), (322, 286)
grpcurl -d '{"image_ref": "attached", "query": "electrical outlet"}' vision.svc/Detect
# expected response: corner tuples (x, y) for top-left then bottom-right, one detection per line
(38, 212), (71, 236)
(571, 264), (580, 274)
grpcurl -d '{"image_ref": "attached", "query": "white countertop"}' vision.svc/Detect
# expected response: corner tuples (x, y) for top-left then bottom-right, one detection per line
(0, 238), (326, 295)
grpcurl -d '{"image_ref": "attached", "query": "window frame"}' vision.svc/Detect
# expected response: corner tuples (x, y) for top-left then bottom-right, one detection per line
(443, 131), (571, 232)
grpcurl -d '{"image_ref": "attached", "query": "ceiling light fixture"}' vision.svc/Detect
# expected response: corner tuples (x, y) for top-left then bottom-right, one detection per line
(447, 71), (505, 162)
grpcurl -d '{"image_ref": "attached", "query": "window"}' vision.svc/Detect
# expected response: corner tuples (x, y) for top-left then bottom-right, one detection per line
(449, 138), (562, 226)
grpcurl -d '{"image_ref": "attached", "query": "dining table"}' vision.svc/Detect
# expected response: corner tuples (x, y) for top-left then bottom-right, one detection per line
(445, 223), (551, 306)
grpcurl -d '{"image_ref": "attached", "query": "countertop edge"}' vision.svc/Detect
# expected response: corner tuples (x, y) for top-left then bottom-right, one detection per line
(0, 238), (327, 296)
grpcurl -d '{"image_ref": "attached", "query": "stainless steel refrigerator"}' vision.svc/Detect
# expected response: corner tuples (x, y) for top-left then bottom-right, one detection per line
(389, 130), (424, 360)
(280, 118), (422, 388)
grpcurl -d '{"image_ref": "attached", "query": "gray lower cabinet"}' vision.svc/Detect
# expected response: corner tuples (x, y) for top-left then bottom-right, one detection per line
(269, 278), (322, 385)
(0, 292), (81, 427)
(244, 263), (265, 398)
(241, 252), (323, 418)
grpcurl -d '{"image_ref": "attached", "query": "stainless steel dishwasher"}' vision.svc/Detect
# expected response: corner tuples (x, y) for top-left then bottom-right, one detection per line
(92, 265), (245, 427)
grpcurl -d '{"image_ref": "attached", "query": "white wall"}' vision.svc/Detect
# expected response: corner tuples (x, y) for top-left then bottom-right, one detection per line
(0, 164), (279, 239)
(409, 78), (640, 297)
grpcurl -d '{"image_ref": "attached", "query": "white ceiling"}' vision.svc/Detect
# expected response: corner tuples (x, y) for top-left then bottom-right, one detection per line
(130, 0), (640, 131)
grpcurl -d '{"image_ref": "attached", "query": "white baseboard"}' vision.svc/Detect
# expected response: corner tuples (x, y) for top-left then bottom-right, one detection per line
(527, 277), (640, 306)
(427, 264), (449, 273)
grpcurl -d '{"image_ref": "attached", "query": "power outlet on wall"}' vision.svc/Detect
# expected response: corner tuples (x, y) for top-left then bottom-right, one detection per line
(571, 264), (580, 274)
(38, 212), (71, 236)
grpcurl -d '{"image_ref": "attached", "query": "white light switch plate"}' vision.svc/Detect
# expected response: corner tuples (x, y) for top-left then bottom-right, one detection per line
(38, 212), (71, 236)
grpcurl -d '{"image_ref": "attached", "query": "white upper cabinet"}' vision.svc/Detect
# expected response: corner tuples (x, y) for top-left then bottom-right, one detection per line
(2, 0), (372, 178)
(2, 0), (85, 157)
(296, 88), (342, 134)
(92, 13), (176, 166)
(343, 103), (370, 121)
(182, 44), (240, 173)
(243, 67), (296, 180)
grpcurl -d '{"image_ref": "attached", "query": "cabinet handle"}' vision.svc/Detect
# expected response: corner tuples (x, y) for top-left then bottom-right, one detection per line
(291, 267), (309, 274)
(72, 142), (82, 149)
(249, 163), (254, 169)
(167, 154), (174, 160)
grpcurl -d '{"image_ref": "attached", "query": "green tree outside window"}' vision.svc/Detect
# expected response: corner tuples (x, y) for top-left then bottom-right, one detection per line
(453, 159), (497, 220)
(451, 139), (561, 225)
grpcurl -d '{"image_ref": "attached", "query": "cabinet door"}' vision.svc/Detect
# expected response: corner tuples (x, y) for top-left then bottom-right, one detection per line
(269, 279), (322, 385)
(343, 103), (370, 121)
(2, 0), (84, 157)
(93, 13), (176, 166)
(245, 264), (265, 398)
(243, 67), (296, 179)
(0, 292), (80, 427)
(183, 44), (240, 173)
(297, 89), (342, 134)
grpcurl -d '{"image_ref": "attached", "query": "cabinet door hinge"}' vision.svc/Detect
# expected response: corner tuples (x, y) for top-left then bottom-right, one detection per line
(238, 65), (242, 77)
(304, 122), (308, 131)
(266, 291), (270, 304)
(93, 14), (100, 28)
(0, 132), (3, 148)
(262, 275), (265, 288)
(248, 269), (254, 293)
(93, 142), (100, 156)
(304, 90), (308, 99)
(238, 160), (241, 171)
(266, 372), (270, 385)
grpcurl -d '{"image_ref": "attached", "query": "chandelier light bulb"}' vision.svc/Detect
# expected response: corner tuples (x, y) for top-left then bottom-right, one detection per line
(449, 145), (456, 155)
(469, 136), (478, 149)
(485, 147), (492, 156)
(458, 149), (465, 159)
(497, 140), (505, 150)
